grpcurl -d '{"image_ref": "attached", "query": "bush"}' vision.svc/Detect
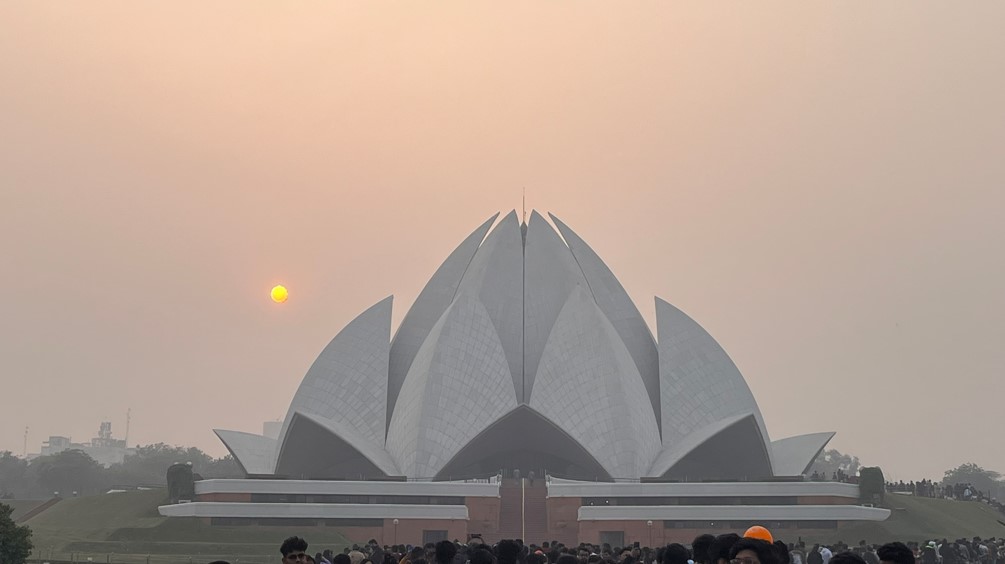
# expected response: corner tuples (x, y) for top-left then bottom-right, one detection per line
(859, 466), (885, 504)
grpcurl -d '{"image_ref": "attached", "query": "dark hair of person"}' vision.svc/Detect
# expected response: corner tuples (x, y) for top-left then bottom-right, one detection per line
(436, 541), (458, 564)
(829, 554), (867, 564)
(729, 539), (780, 564)
(877, 543), (916, 564)
(412, 558), (428, 564)
(773, 542), (790, 564)
(333, 554), (352, 564)
(498, 540), (523, 564)
(557, 554), (579, 564)
(710, 534), (742, 564)
(209, 561), (231, 564)
(471, 548), (497, 564)
(662, 544), (690, 564)
(693, 535), (716, 564)
(281, 537), (310, 557)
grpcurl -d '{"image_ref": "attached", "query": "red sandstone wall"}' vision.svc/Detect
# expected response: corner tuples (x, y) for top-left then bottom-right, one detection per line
(467, 496), (501, 537)
(796, 496), (850, 505)
(578, 520), (666, 546)
(196, 492), (252, 502)
(378, 519), (468, 544)
(546, 497), (582, 545)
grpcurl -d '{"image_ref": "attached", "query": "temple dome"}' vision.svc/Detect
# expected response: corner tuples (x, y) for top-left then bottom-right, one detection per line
(215, 211), (832, 481)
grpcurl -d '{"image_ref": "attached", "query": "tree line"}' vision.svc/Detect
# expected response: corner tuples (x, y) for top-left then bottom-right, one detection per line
(0, 444), (240, 499)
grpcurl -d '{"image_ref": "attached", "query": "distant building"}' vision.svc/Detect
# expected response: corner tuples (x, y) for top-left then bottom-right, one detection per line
(39, 421), (135, 467)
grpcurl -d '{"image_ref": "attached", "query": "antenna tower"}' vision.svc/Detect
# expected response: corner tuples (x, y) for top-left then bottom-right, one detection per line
(522, 187), (527, 224)
(125, 408), (131, 448)
(23, 426), (28, 458)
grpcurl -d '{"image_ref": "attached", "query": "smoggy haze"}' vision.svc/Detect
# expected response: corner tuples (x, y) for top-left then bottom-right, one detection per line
(1, 3), (1003, 481)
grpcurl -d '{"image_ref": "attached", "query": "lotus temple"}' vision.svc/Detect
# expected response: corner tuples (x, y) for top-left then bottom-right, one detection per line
(160, 211), (889, 544)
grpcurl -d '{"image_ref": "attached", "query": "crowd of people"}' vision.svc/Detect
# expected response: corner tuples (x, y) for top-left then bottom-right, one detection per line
(884, 480), (1005, 518)
(886, 480), (940, 498)
(212, 528), (1005, 564)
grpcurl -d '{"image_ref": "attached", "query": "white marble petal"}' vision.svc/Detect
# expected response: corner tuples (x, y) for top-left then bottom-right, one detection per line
(771, 432), (836, 476)
(276, 411), (401, 477)
(213, 429), (277, 476)
(275, 296), (392, 468)
(656, 296), (773, 471)
(549, 213), (661, 425)
(530, 286), (661, 479)
(451, 211), (525, 399)
(523, 211), (589, 400)
(385, 293), (519, 478)
(647, 413), (751, 477)
(387, 214), (498, 427)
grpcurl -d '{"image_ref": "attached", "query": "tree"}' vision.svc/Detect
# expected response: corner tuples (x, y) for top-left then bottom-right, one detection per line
(27, 450), (106, 496)
(105, 443), (239, 486)
(943, 463), (1003, 500)
(859, 467), (885, 504)
(0, 451), (29, 498)
(199, 454), (241, 479)
(809, 448), (861, 478)
(0, 502), (33, 564)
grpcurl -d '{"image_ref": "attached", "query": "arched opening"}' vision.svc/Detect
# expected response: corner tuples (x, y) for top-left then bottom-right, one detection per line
(435, 406), (612, 481)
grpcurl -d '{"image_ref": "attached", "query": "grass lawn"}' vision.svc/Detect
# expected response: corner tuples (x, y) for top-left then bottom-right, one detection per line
(3, 498), (49, 521)
(26, 489), (348, 564)
(797, 494), (1005, 545)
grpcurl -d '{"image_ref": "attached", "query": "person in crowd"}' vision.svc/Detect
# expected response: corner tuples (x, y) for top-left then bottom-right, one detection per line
(919, 542), (938, 564)
(434, 541), (457, 564)
(401, 546), (425, 564)
(729, 538), (781, 564)
(556, 554), (579, 564)
(789, 543), (805, 564)
(662, 544), (690, 564)
(498, 540), (523, 564)
(862, 544), (880, 564)
(877, 543), (915, 564)
(939, 540), (957, 564)
(471, 547), (497, 564)
(829, 553), (866, 564)
(281, 537), (310, 564)
(808, 546), (824, 564)
(711, 534), (742, 564)
(820, 546), (833, 564)
(693, 535), (715, 564)
(774, 541), (791, 564)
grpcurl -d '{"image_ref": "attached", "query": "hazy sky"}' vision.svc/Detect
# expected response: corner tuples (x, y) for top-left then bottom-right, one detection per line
(2, 3), (1003, 481)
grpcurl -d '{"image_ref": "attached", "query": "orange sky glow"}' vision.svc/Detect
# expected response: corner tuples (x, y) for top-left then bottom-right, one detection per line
(1, 2), (1004, 480)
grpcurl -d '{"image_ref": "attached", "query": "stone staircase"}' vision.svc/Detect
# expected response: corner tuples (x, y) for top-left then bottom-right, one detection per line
(16, 496), (62, 523)
(490, 478), (550, 543)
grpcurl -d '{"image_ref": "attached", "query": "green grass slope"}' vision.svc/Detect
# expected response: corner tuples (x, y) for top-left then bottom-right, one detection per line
(806, 494), (1005, 544)
(3, 499), (49, 521)
(25, 489), (349, 563)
